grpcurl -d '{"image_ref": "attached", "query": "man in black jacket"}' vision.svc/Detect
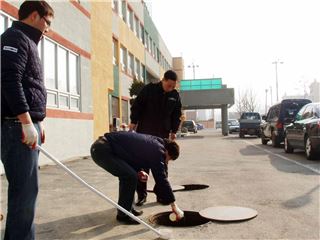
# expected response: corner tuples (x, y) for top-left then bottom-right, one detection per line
(129, 70), (182, 205)
(1, 1), (54, 239)
(91, 131), (184, 224)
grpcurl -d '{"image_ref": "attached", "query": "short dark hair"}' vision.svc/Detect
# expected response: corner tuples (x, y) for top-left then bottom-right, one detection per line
(164, 70), (177, 81)
(164, 139), (180, 160)
(19, 1), (54, 20)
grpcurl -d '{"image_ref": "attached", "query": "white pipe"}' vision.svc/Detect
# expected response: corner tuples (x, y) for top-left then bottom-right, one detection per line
(37, 146), (171, 239)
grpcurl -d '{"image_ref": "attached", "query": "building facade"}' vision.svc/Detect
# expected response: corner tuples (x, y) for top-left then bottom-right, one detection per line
(1, 0), (180, 172)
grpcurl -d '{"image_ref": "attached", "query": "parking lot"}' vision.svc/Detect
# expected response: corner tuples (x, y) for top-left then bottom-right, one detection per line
(1, 128), (319, 239)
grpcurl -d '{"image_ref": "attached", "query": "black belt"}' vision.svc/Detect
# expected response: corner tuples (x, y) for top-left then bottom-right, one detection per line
(2, 117), (39, 123)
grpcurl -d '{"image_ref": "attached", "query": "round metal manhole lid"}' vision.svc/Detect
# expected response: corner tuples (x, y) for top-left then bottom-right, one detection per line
(199, 206), (258, 222)
(147, 185), (185, 192)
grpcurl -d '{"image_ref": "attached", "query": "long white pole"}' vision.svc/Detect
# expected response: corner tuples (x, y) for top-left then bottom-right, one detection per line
(37, 146), (169, 239)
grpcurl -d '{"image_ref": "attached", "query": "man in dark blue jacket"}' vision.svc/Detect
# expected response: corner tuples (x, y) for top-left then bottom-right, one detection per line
(1, 1), (54, 239)
(90, 131), (184, 224)
(129, 70), (182, 206)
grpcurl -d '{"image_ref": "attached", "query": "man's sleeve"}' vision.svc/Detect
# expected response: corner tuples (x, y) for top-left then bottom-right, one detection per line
(130, 85), (147, 124)
(1, 33), (30, 115)
(170, 93), (182, 133)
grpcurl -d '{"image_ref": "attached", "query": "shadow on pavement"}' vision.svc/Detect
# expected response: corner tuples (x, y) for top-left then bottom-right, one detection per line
(35, 208), (147, 239)
(282, 185), (320, 209)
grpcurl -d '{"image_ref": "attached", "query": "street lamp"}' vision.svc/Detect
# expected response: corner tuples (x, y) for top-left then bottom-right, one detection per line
(272, 60), (283, 102)
(188, 62), (199, 80)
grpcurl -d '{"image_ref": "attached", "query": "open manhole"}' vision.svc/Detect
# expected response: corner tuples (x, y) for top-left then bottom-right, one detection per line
(181, 184), (209, 191)
(149, 211), (210, 227)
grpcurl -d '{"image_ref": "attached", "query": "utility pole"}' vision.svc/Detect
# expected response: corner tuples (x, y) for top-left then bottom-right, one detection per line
(188, 62), (199, 80)
(272, 60), (283, 102)
(269, 86), (273, 105)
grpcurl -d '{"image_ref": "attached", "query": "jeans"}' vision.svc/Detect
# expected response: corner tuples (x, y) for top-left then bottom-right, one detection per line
(90, 137), (138, 217)
(1, 120), (41, 240)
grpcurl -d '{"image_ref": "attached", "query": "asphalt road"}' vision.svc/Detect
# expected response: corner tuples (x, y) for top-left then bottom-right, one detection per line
(1, 128), (319, 239)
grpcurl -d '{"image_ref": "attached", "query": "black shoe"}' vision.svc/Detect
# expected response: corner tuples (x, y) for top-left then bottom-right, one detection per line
(131, 208), (143, 216)
(135, 197), (147, 206)
(116, 215), (140, 225)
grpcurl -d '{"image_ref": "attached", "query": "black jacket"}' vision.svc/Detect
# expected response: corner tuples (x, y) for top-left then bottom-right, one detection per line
(130, 82), (182, 138)
(1, 21), (46, 122)
(105, 131), (175, 204)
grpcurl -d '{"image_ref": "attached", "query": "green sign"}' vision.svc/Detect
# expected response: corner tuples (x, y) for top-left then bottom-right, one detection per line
(180, 78), (222, 91)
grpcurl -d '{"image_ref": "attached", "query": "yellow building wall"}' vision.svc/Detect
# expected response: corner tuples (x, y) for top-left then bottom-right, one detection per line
(91, 2), (113, 138)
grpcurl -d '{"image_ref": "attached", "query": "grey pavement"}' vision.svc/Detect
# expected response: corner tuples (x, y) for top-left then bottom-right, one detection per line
(1, 129), (319, 240)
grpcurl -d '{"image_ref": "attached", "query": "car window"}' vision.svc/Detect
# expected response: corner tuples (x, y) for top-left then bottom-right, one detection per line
(241, 112), (260, 120)
(301, 105), (313, 120)
(314, 105), (320, 118)
(295, 105), (306, 121)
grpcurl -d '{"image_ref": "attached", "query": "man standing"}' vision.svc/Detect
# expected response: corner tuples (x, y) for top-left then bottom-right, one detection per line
(1, 1), (54, 239)
(90, 131), (184, 224)
(129, 70), (182, 206)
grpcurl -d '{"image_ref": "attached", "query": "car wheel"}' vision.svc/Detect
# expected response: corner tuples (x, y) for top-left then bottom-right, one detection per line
(305, 136), (318, 160)
(239, 133), (244, 138)
(284, 135), (294, 153)
(271, 131), (280, 148)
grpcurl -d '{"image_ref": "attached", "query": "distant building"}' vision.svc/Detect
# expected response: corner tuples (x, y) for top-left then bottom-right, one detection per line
(309, 80), (320, 102)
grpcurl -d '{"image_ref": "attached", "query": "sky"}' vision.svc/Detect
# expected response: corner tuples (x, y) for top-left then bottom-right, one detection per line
(148, 0), (320, 112)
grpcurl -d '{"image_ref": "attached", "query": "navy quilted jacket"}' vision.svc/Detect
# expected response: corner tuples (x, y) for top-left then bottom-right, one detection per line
(1, 21), (46, 122)
(105, 131), (176, 204)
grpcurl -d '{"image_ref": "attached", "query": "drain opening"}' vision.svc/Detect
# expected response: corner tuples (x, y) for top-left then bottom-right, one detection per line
(149, 211), (209, 227)
(182, 184), (209, 191)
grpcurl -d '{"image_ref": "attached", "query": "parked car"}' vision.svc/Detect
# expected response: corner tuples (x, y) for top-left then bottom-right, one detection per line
(181, 120), (197, 133)
(216, 121), (222, 129)
(284, 102), (320, 160)
(260, 99), (312, 147)
(176, 126), (188, 138)
(239, 112), (261, 138)
(228, 119), (240, 134)
(196, 123), (204, 130)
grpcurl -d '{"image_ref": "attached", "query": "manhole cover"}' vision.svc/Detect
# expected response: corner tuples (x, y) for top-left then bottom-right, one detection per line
(199, 206), (258, 222)
(149, 211), (209, 227)
(182, 184), (209, 191)
(147, 185), (185, 193)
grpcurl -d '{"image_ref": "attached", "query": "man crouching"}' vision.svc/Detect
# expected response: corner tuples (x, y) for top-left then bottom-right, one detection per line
(90, 131), (184, 224)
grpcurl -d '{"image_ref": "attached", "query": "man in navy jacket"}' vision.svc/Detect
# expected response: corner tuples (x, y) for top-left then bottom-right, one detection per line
(1, 1), (54, 239)
(90, 131), (184, 224)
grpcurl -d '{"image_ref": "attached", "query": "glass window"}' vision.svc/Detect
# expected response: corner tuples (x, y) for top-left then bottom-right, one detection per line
(0, 14), (5, 34)
(128, 52), (134, 75)
(44, 39), (56, 89)
(112, 96), (120, 118)
(112, 0), (118, 13)
(121, 99), (129, 124)
(135, 58), (140, 79)
(128, 8), (134, 31)
(121, 0), (127, 22)
(59, 95), (69, 108)
(69, 53), (78, 94)
(120, 46), (127, 72)
(57, 47), (68, 92)
(141, 64), (145, 81)
(134, 16), (139, 37)
(113, 39), (118, 65)
(140, 24), (144, 43)
(145, 32), (148, 49)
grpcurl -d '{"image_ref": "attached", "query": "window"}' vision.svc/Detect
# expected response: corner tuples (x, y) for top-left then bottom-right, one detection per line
(112, 38), (118, 65)
(42, 38), (80, 110)
(44, 39), (56, 89)
(1, 12), (16, 35)
(121, 0), (127, 22)
(112, 0), (118, 13)
(134, 16), (139, 37)
(141, 64), (145, 81)
(128, 52), (134, 75)
(135, 58), (140, 79)
(121, 99), (129, 124)
(112, 96), (120, 118)
(145, 32), (149, 49)
(140, 24), (144, 43)
(128, 8), (134, 31)
(120, 46), (127, 72)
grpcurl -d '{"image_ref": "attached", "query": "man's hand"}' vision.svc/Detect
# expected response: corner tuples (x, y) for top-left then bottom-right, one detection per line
(39, 121), (45, 144)
(21, 123), (38, 149)
(170, 133), (176, 141)
(138, 170), (149, 182)
(170, 202), (184, 220)
(129, 123), (137, 132)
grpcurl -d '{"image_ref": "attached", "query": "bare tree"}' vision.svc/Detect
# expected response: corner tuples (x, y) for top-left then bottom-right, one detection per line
(236, 89), (258, 115)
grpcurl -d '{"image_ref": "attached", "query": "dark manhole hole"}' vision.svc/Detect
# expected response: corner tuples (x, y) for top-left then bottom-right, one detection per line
(149, 211), (209, 227)
(181, 184), (209, 191)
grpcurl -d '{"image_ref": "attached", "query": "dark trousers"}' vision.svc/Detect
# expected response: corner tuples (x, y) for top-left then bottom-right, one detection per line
(1, 121), (41, 240)
(90, 137), (138, 217)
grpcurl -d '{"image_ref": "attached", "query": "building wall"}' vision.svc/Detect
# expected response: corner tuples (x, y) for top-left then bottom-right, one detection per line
(0, 1), (93, 174)
(91, 2), (113, 138)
